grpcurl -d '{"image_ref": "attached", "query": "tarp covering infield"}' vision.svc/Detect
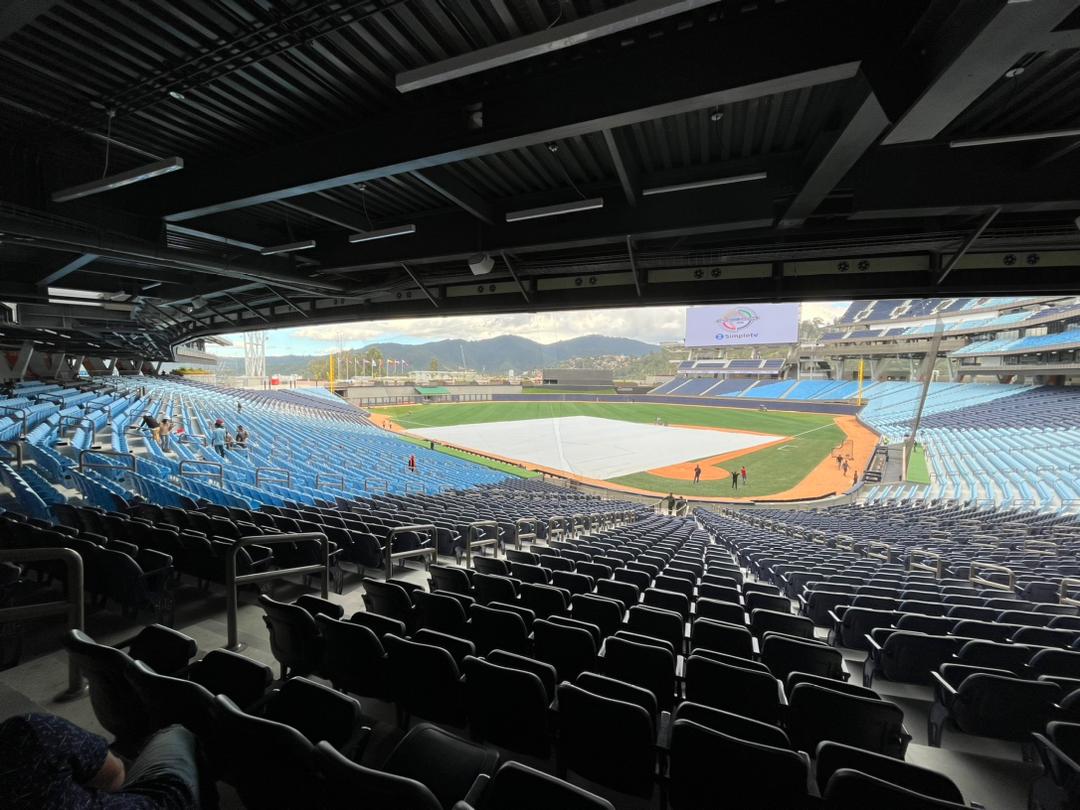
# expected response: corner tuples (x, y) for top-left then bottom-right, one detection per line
(409, 415), (781, 480)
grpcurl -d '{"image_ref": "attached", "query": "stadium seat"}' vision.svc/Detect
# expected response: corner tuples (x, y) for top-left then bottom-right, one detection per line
(187, 649), (272, 710)
(786, 682), (910, 758)
(259, 594), (323, 679)
(261, 676), (366, 755)
(532, 618), (596, 681)
(684, 653), (784, 724)
(602, 634), (677, 710)
(453, 760), (615, 810)
(815, 742), (967, 806)
(316, 614), (392, 700)
(668, 719), (808, 810)
(556, 681), (658, 800)
(762, 634), (845, 683)
(413, 590), (470, 637)
(384, 633), (467, 728)
(822, 768), (970, 810)
(462, 655), (551, 756)
(62, 629), (147, 754)
(1030, 721), (1080, 810)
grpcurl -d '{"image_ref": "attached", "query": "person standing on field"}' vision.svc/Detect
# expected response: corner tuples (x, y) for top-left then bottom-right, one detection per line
(731, 469), (739, 490)
(693, 465), (702, 484)
(741, 465), (747, 484)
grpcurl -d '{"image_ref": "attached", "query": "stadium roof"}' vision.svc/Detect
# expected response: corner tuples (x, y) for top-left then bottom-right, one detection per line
(3, 0), (1080, 364)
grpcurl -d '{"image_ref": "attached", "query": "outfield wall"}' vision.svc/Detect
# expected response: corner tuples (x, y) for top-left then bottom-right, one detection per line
(489, 393), (862, 416)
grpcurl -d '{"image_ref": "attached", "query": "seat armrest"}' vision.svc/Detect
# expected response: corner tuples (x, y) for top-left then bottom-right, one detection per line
(866, 635), (883, 653)
(929, 671), (958, 704)
(656, 710), (672, 752)
(341, 725), (372, 762)
(462, 773), (489, 808)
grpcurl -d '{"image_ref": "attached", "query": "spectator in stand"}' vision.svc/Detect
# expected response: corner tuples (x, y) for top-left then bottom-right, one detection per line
(224, 431), (235, 450)
(666, 493), (676, 515)
(235, 425), (249, 448)
(0, 712), (200, 810)
(408, 454), (417, 473)
(211, 419), (227, 457)
(236, 400), (242, 414)
(158, 419), (172, 452)
(132, 412), (159, 433)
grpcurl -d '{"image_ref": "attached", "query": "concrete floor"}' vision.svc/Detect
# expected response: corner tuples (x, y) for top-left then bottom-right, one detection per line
(0, 543), (1042, 809)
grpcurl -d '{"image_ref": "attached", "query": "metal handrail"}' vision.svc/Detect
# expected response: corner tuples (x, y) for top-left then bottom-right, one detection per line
(466, 520), (499, 569)
(315, 473), (345, 490)
(514, 517), (538, 550)
(1061, 577), (1080, 608)
(1023, 539), (1058, 553)
(179, 459), (224, 485)
(225, 532), (329, 651)
(364, 479), (388, 492)
(255, 467), (291, 488)
(865, 541), (892, 562)
(0, 406), (29, 438)
(1, 440), (24, 468)
(385, 524), (438, 581)
(0, 548), (86, 697)
(78, 449), (135, 474)
(970, 560), (1015, 591)
(405, 482), (426, 495)
(908, 548), (944, 579)
(548, 515), (567, 542)
(835, 535), (856, 552)
(60, 415), (96, 447)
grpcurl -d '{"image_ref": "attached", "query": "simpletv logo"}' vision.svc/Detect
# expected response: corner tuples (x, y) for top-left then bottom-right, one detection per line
(714, 307), (759, 340)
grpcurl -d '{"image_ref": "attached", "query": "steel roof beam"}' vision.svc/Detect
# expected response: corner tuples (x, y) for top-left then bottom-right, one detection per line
(124, 3), (862, 222)
(602, 128), (640, 208)
(411, 168), (496, 224)
(880, 0), (1080, 145)
(34, 253), (98, 287)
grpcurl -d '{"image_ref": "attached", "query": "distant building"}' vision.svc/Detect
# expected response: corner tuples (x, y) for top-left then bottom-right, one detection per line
(540, 368), (613, 390)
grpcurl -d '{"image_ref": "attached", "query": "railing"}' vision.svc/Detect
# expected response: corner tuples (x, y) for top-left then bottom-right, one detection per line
(226, 532), (329, 651)
(405, 482), (427, 495)
(364, 479), (388, 492)
(970, 560), (1015, 592)
(908, 548), (944, 579)
(835, 535), (856, 552)
(60, 415), (96, 447)
(514, 517), (538, 550)
(315, 473), (344, 490)
(466, 520), (500, 568)
(547, 516), (567, 542)
(0, 548), (86, 698)
(1023, 539), (1058, 553)
(179, 459), (224, 486)
(1, 440), (24, 468)
(0, 406), (29, 438)
(865, 541), (892, 562)
(571, 514), (587, 537)
(78, 449), (135, 475)
(255, 467), (291, 488)
(384, 524), (438, 581)
(1060, 578), (1080, 608)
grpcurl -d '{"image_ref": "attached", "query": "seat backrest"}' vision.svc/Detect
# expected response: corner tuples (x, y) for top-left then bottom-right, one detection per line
(480, 761), (615, 810)
(762, 634), (843, 682)
(627, 604), (684, 652)
(124, 624), (198, 676)
(823, 768), (970, 809)
(695, 598), (746, 625)
(673, 701), (791, 749)
(595, 578), (639, 610)
(684, 653), (783, 724)
(429, 564), (472, 595)
(642, 587), (690, 621)
(349, 610), (407, 638)
(787, 682), (906, 757)
(187, 649), (272, 710)
(259, 594), (323, 678)
(670, 719), (808, 810)
(316, 614), (389, 698)
(213, 694), (317, 810)
(413, 590), (469, 636)
(602, 635), (676, 710)
(62, 629), (147, 746)
(691, 617), (754, 659)
(263, 676), (362, 750)
(473, 573), (519, 605)
(384, 634), (465, 725)
(552, 570), (594, 597)
(750, 608), (816, 640)
(126, 659), (215, 739)
(815, 742), (965, 805)
(532, 619), (596, 681)
(952, 674), (1060, 741)
(412, 628), (476, 665)
(746, 592), (791, 614)
(555, 682), (657, 798)
(361, 578), (415, 622)
(469, 602), (530, 656)
(486, 650), (557, 700)
(462, 656), (550, 756)
(315, 740), (442, 810)
(520, 582), (570, 620)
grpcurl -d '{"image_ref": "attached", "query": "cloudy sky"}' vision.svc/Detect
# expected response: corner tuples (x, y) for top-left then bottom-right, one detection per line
(210, 301), (851, 357)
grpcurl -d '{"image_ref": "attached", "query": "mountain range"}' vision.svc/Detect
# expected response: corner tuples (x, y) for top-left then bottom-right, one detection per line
(211, 334), (659, 376)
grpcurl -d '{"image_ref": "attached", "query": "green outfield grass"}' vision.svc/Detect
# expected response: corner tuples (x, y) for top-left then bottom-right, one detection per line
(906, 444), (931, 484)
(374, 401), (845, 497)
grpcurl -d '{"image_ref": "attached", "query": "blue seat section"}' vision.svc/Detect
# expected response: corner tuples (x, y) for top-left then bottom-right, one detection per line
(92, 376), (512, 510)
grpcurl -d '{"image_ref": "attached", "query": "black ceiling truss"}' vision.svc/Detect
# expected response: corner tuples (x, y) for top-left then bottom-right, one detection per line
(1, 0), (1080, 365)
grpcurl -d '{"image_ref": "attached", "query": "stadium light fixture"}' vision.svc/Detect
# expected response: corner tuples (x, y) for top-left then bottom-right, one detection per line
(259, 239), (316, 255)
(505, 198), (604, 222)
(949, 127), (1080, 148)
(52, 157), (184, 202)
(348, 224), (417, 243)
(642, 171), (768, 196)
